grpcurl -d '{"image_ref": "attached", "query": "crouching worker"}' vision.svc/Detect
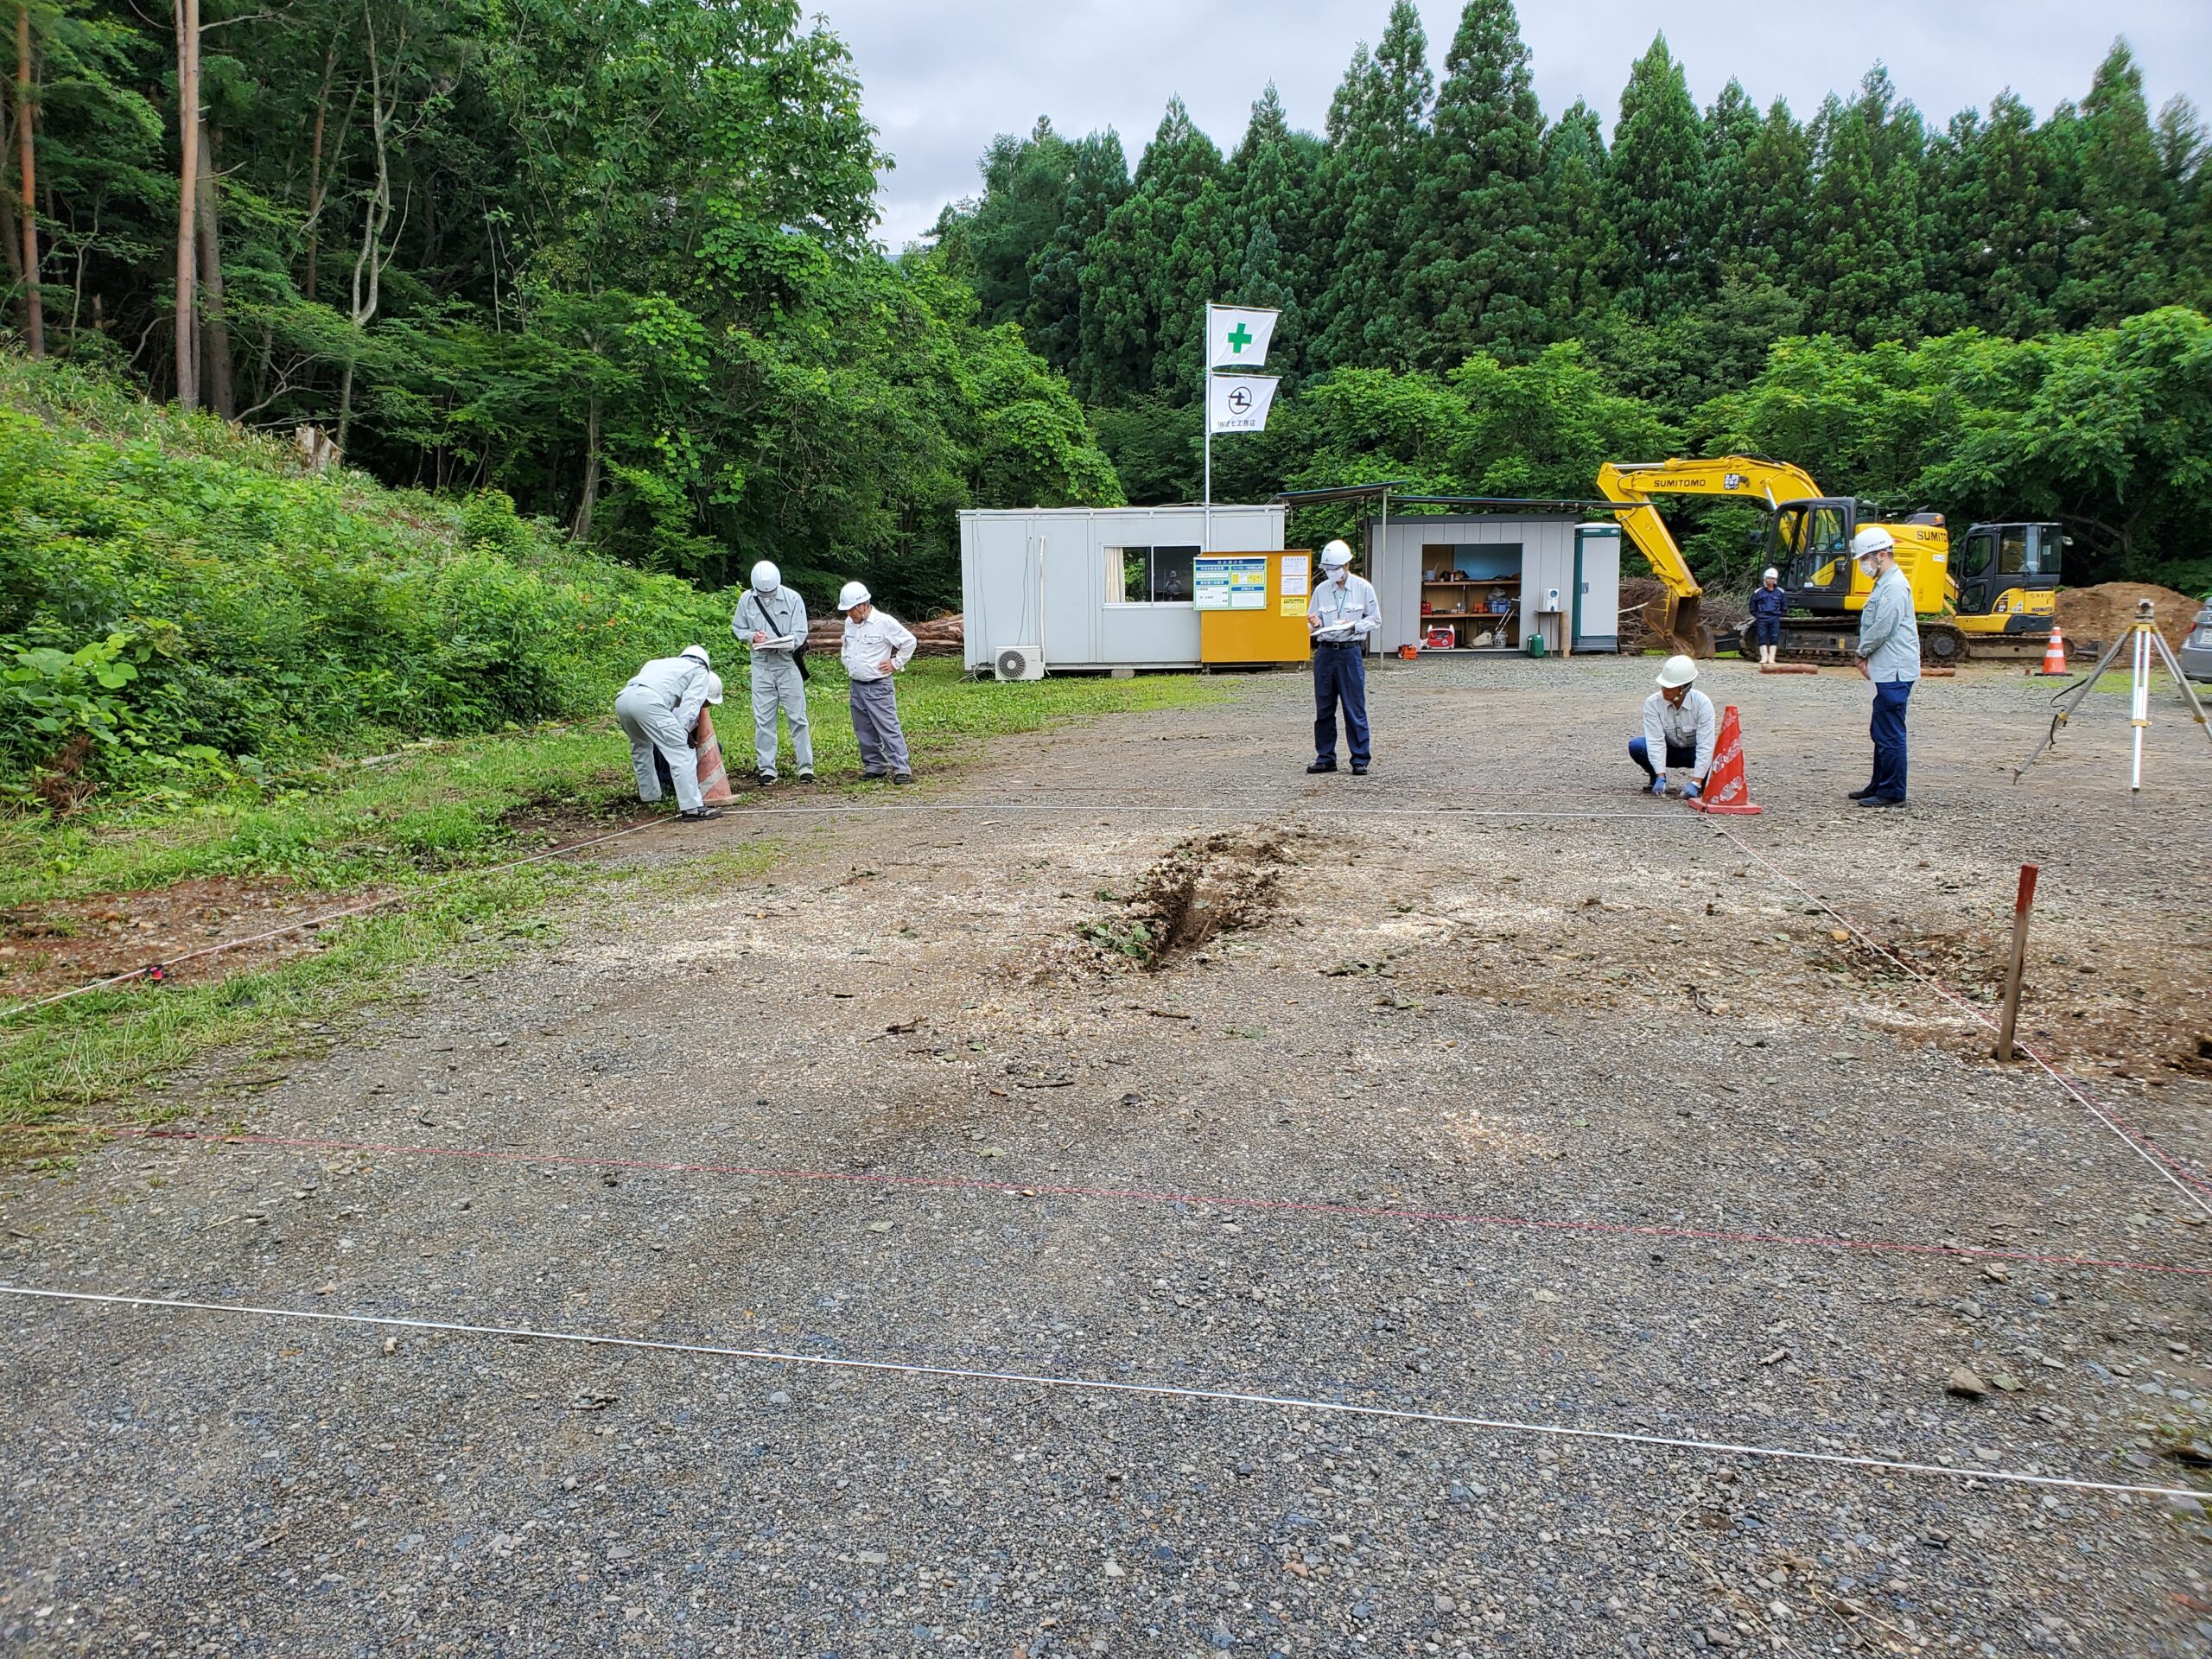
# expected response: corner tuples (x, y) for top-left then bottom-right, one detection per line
(837, 582), (917, 784)
(1630, 653), (1716, 799)
(613, 644), (726, 821)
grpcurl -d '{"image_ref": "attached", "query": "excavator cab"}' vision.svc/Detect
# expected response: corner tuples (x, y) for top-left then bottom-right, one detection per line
(1766, 499), (1873, 613)
(1955, 523), (2065, 625)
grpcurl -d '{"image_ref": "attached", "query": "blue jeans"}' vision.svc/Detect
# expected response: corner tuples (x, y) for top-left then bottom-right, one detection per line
(1313, 645), (1370, 766)
(1629, 735), (1697, 779)
(1868, 679), (1912, 800)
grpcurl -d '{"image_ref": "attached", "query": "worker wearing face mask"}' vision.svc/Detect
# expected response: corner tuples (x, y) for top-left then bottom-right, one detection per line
(1850, 527), (1920, 807)
(1306, 539), (1379, 775)
(613, 645), (725, 821)
(1630, 653), (1715, 798)
(1749, 567), (1786, 665)
(732, 560), (814, 785)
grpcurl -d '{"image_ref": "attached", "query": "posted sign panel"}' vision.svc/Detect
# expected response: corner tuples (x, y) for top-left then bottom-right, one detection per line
(1193, 556), (1269, 610)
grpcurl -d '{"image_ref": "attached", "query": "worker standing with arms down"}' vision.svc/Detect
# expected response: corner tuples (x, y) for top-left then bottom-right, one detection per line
(837, 582), (918, 784)
(1306, 539), (1379, 775)
(732, 560), (814, 785)
(1749, 567), (1786, 665)
(1850, 527), (1920, 808)
(613, 645), (726, 821)
(1630, 654), (1715, 798)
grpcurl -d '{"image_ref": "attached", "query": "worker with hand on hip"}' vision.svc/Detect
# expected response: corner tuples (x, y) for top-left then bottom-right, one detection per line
(733, 560), (814, 785)
(837, 581), (918, 784)
(1630, 654), (1716, 798)
(1849, 527), (1920, 807)
(613, 645), (726, 821)
(1749, 567), (1786, 665)
(1306, 539), (1379, 775)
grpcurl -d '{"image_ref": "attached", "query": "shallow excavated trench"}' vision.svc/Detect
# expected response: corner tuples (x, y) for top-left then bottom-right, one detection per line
(1078, 830), (1298, 971)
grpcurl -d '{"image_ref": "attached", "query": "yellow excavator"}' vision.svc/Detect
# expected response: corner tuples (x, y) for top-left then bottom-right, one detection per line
(1596, 456), (2064, 663)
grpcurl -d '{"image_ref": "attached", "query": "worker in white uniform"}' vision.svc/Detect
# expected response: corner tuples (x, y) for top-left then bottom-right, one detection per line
(837, 582), (918, 784)
(613, 645), (725, 820)
(1630, 653), (1716, 798)
(732, 560), (813, 785)
(1306, 539), (1379, 775)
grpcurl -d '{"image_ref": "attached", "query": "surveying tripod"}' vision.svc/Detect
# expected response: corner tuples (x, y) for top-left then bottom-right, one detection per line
(2014, 599), (2212, 791)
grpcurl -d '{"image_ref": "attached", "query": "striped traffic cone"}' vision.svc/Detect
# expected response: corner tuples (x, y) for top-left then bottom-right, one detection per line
(693, 707), (734, 804)
(2038, 626), (2067, 677)
(1688, 705), (1763, 816)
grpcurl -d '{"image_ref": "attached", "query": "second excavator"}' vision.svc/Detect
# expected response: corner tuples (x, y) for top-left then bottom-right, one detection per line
(1595, 456), (2064, 664)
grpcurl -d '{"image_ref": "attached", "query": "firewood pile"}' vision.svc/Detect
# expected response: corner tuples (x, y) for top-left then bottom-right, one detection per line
(805, 613), (964, 657)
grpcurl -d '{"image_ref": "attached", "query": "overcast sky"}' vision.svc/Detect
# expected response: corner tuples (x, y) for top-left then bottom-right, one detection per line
(815, 1), (2212, 249)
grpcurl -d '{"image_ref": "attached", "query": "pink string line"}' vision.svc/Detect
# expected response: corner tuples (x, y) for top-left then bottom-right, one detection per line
(0, 817), (666, 1023)
(22, 1122), (2205, 1281)
(1714, 824), (2212, 1218)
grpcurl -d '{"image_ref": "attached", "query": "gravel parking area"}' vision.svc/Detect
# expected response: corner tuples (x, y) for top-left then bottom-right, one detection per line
(3, 654), (2209, 1657)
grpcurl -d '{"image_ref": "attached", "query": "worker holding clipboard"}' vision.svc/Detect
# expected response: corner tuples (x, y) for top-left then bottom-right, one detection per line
(1306, 540), (1379, 776)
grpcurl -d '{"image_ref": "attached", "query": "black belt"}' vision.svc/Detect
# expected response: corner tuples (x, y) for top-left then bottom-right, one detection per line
(1315, 639), (1362, 649)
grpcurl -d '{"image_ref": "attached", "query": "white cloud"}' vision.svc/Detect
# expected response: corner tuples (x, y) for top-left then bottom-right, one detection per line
(809, 0), (2212, 247)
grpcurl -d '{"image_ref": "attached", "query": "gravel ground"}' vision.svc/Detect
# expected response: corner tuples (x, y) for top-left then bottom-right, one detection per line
(3, 654), (2210, 1658)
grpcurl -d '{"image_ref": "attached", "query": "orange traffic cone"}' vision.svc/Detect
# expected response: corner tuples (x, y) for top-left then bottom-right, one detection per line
(693, 706), (734, 804)
(2038, 625), (2067, 677)
(1688, 705), (1763, 816)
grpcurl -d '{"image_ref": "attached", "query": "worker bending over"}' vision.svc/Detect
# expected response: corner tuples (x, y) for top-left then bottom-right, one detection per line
(1850, 527), (1920, 808)
(732, 560), (814, 785)
(613, 645), (726, 821)
(1630, 654), (1715, 798)
(1749, 567), (1786, 665)
(1306, 539), (1379, 775)
(837, 582), (917, 784)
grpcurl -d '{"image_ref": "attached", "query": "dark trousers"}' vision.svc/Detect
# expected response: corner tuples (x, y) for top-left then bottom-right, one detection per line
(1868, 679), (1912, 800)
(1313, 644), (1370, 766)
(1750, 617), (1782, 647)
(1628, 735), (1697, 779)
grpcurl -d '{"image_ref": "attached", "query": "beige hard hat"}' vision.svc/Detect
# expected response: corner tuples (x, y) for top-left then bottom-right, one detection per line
(1655, 654), (1698, 689)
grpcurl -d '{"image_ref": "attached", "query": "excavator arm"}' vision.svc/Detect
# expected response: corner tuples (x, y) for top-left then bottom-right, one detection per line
(1597, 457), (1824, 657)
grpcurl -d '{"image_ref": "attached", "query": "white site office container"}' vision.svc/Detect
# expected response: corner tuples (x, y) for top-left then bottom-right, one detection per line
(959, 505), (1286, 673)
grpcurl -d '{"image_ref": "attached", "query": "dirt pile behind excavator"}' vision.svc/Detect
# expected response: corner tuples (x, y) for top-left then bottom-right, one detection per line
(2056, 583), (2200, 652)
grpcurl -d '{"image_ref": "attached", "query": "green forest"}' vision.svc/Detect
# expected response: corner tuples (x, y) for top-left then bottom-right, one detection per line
(0, 0), (2206, 797)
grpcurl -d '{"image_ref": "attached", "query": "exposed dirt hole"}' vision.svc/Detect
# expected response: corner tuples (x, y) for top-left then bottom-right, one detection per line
(1080, 830), (1295, 971)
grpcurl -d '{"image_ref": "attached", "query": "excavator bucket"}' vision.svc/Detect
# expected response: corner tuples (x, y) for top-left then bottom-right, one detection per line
(1643, 590), (1713, 658)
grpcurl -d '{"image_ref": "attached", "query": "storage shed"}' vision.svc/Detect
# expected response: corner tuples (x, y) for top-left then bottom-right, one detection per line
(960, 505), (1286, 674)
(1364, 512), (1622, 656)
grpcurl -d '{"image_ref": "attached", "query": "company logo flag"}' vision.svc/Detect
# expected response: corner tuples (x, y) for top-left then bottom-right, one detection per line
(1207, 304), (1278, 370)
(1207, 373), (1279, 435)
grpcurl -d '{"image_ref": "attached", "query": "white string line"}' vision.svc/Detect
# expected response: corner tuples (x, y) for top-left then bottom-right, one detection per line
(722, 802), (1707, 821)
(6, 1285), (2200, 1505)
(1715, 825), (2212, 1225)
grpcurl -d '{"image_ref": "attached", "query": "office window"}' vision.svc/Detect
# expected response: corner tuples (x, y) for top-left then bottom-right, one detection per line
(1104, 545), (1200, 604)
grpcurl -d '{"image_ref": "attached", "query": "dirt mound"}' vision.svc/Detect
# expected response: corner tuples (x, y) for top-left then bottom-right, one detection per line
(1078, 830), (1294, 970)
(2056, 582), (2202, 652)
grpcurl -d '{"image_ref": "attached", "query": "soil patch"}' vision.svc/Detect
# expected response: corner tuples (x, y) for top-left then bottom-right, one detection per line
(495, 787), (639, 845)
(2056, 582), (2202, 652)
(0, 876), (396, 1001)
(1077, 830), (1296, 970)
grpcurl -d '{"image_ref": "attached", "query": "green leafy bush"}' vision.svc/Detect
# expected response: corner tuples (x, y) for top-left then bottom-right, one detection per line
(0, 359), (731, 799)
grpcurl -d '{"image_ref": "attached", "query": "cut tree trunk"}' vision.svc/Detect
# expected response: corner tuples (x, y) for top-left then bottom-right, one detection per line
(573, 393), (601, 542)
(194, 116), (233, 417)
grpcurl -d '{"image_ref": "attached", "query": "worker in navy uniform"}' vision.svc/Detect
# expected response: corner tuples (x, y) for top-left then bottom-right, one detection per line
(1306, 539), (1379, 775)
(1748, 566), (1786, 665)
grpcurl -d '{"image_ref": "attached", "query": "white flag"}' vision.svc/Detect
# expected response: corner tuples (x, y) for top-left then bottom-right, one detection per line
(1207, 373), (1279, 435)
(1207, 304), (1278, 370)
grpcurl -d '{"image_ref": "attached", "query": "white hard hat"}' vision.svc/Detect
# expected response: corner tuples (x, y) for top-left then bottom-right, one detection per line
(703, 672), (724, 706)
(1655, 653), (1698, 689)
(680, 644), (711, 666)
(751, 560), (780, 593)
(1851, 527), (1895, 559)
(1762, 567), (1778, 582)
(1319, 540), (1354, 569)
(836, 580), (871, 612)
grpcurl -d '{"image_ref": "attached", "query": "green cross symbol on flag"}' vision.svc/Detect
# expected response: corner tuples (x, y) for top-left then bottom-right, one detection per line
(1207, 304), (1276, 371)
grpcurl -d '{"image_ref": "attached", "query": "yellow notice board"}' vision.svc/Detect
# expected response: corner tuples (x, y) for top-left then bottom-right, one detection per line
(1199, 550), (1314, 664)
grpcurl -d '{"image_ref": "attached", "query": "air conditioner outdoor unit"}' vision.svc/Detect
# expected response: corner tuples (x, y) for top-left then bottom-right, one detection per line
(993, 644), (1045, 683)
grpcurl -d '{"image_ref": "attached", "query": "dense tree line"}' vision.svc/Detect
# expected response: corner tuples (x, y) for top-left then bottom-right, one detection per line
(0, 0), (1120, 607)
(931, 1), (2209, 591)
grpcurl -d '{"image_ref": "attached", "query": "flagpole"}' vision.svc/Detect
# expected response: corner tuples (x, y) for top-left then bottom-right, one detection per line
(1202, 302), (1212, 553)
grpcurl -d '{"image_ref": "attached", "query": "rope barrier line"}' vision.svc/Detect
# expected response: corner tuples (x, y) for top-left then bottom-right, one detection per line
(0, 817), (668, 1025)
(18, 1123), (2205, 1281)
(3, 1284), (2199, 1504)
(1714, 825), (2212, 1224)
